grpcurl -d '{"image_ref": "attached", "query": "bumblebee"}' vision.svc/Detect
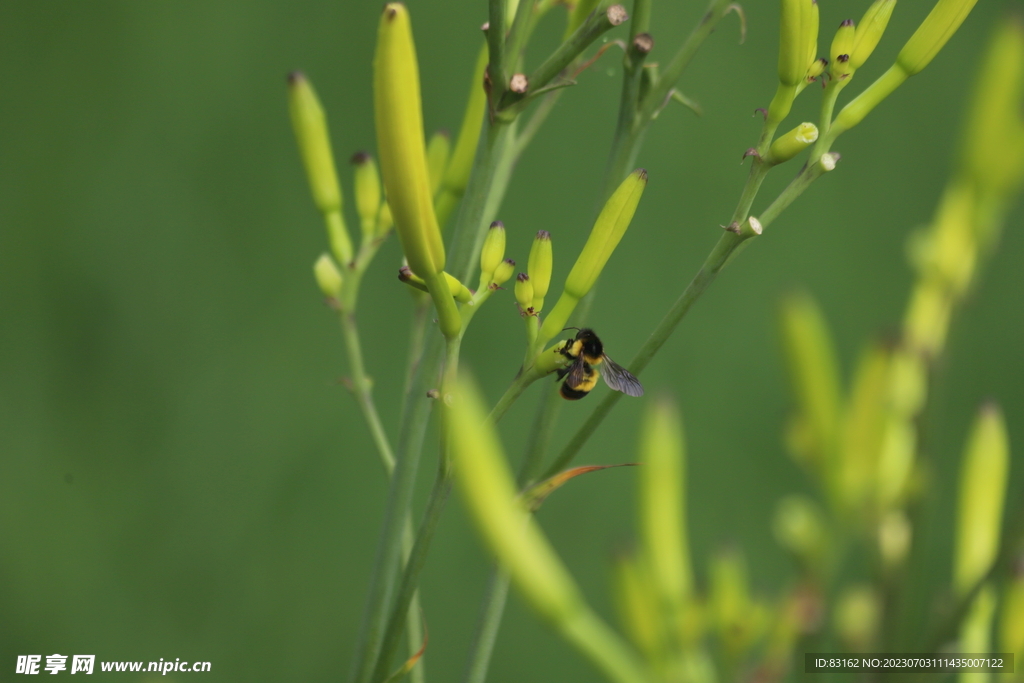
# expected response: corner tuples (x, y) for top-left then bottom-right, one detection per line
(556, 328), (644, 400)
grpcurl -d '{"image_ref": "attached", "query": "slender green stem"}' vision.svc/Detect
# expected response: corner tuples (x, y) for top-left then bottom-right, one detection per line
(339, 311), (396, 474)
(487, 367), (542, 424)
(462, 567), (512, 683)
(488, 0), (508, 101)
(504, 0), (535, 74)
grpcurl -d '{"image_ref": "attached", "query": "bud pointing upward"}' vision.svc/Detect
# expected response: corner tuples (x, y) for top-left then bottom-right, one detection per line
(528, 231), (553, 313)
(898, 0), (979, 76)
(850, 0), (896, 70)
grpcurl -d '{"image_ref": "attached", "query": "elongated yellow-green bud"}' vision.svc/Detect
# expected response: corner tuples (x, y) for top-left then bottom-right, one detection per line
(288, 72), (353, 265)
(710, 549), (765, 656)
(960, 587), (997, 680)
(479, 221), (506, 285)
(839, 342), (890, 512)
(491, 258), (515, 288)
(528, 230), (553, 312)
(830, 20), (856, 80)
(449, 376), (585, 622)
(515, 273), (534, 314)
(351, 152), (382, 238)
(806, 57), (828, 80)
(374, 3), (446, 277)
(426, 130), (450, 198)
(954, 403), (1009, 595)
(897, 0), (979, 76)
(444, 272), (473, 304)
(806, 0), (820, 71)
(288, 72), (342, 215)
(398, 265), (429, 294)
(779, 0), (812, 86)
(537, 170), (647, 343)
(611, 552), (660, 659)
(639, 398), (692, 611)
(313, 253), (343, 300)
(1000, 570), (1024, 656)
(778, 292), (842, 483)
(436, 45), (488, 228)
(376, 202), (393, 237)
(960, 17), (1024, 201)
(766, 122), (818, 165)
(850, 0), (896, 70)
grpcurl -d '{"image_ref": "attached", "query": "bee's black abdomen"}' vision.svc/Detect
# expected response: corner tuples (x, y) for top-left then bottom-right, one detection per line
(559, 383), (591, 400)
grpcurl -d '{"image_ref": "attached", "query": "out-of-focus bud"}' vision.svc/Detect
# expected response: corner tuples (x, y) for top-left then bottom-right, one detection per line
(288, 72), (353, 265)
(426, 130), (451, 198)
(313, 253), (344, 300)
(766, 122), (819, 165)
(537, 170), (647, 344)
(897, 0), (979, 76)
(638, 398), (692, 611)
(1000, 566), (1024, 656)
(878, 510), (912, 569)
(850, 0), (896, 70)
(904, 280), (951, 357)
(954, 403), (1009, 595)
(351, 152), (382, 238)
(491, 258), (515, 288)
(444, 272), (474, 304)
(774, 495), (827, 571)
(436, 45), (488, 228)
(833, 585), (880, 652)
(839, 342), (891, 513)
(479, 221), (506, 285)
(711, 548), (764, 657)
(611, 551), (660, 659)
(830, 20), (856, 80)
(376, 202), (394, 237)
(515, 273), (534, 313)
(398, 264), (429, 294)
(288, 72), (342, 215)
(374, 3), (446, 277)
(528, 230), (553, 312)
(778, 292), (841, 483)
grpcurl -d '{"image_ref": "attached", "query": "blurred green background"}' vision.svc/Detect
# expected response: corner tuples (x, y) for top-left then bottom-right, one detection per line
(2, 1), (1022, 681)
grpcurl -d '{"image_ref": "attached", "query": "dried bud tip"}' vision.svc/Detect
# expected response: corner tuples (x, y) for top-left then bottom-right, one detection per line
(384, 4), (398, 20)
(535, 230), (551, 240)
(426, 389), (441, 399)
(517, 272), (530, 282)
(837, 54), (850, 63)
(724, 222), (741, 234)
(636, 168), (648, 181)
(632, 33), (654, 54)
(741, 147), (760, 161)
(287, 70), (305, 85)
(398, 265), (414, 281)
(840, 19), (854, 27)
(490, 220), (504, 229)
(754, 107), (768, 119)
(435, 129), (450, 139)
(509, 73), (529, 94)
(350, 150), (371, 165)
(607, 4), (628, 26)
(503, 258), (515, 267)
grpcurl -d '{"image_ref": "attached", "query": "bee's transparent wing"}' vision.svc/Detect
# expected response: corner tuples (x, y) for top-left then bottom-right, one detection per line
(565, 357), (590, 389)
(600, 355), (644, 397)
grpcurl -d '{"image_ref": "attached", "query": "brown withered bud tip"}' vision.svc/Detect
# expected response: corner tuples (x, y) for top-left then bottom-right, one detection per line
(607, 4), (628, 26)
(741, 147), (759, 161)
(503, 258), (515, 266)
(287, 70), (304, 85)
(517, 272), (530, 282)
(632, 33), (654, 54)
(490, 220), (504, 229)
(754, 107), (768, 119)
(637, 168), (648, 181)
(509, 73), (529, 94)
(350, 151), (371, 165)
(398, 265), (413, 281)
(837, 54), (850, 63)
(536, 230), (551, 240)
(840, 18), (854, 27)
(426, 389), (441, 399)
(384, 4), (398, 21)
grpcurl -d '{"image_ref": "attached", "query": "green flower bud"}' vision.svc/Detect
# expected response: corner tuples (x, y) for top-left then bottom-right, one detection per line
(373, 3), (446, 277)
(806, 57), (828, 81)
(479, 221), (506, 285)
(850, 0), (896, 70)
(313, 253), (343, 300)
(830, 20), (856, 80)
(491, 258), (515, 288)
(288, 71), (353, 265)
(999, 570), (1024, 656)
(639, 398), (692, 610)
(398, 264), (429, 294)
(527, 230), (553, 312)
(766, 122), (819, 165)
(514, 273), (534, 314)
(436, 45), (488, 228)
(897, 0), (979, 76)
(878, 510), (912, 569)
(287, 71), (342, 215)
(779, 0), (815, 87)
(444, 272), (473, 304)
(611, 552), (659, 659)
(376, 202), (393, 237)
(351, 152), (382, 238)
(426, 130), (450, 198)
(773, 495), (827, 568)
(833, 585), (880, 652)
(537, 170), (647, 344)
(806, 0), (820, 70)
(954, 403), (1009, 595)
(448, 376), (585, 624)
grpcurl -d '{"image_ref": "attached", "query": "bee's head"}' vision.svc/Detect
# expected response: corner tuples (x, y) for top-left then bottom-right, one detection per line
(576, 328), (597, 342)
